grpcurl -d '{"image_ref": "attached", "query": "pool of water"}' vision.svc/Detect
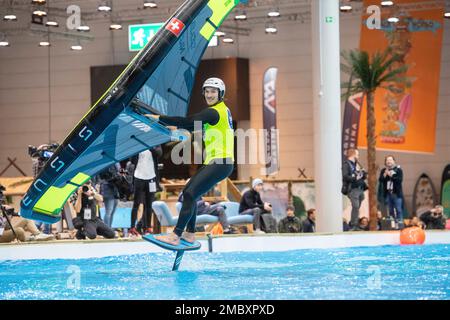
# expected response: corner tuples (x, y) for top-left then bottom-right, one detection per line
(1, 243), (449, 300)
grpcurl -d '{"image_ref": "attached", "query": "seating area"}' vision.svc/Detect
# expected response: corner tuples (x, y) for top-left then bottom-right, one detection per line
(152, 201), (254, 234)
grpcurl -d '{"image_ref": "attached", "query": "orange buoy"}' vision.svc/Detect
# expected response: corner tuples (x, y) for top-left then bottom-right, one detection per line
(400, 227), (426, 245)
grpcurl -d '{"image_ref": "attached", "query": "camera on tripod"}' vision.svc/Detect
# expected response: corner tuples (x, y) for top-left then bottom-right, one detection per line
(28, 143), (59, 161)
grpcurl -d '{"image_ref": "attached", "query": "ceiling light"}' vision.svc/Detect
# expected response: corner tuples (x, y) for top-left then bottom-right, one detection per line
(98, 3), (111, 12)
(388, 17), (399, 23)
(234, 12), (247, 20)
(143, 1), (157, 8)
(444, 12), (450, 19)
(214, 31), (226, 37)
(77, 25), (90, 32)
(267, 9), (280, 18)
(32, 0), (46, 4)
(340, 5), (352, 12)
(381, 1), (394, 6)
(3, 14), (17, 21)
(0, 41), (10, 47)
(45, 20), (58, 27)
(71, 44), (83, 51)
(265, 23), (277, 34)
(222, 37), (234, 43)
(33, 10), (47, 17)
(109, 23), (122, 30)
(39, 41), (50, 47)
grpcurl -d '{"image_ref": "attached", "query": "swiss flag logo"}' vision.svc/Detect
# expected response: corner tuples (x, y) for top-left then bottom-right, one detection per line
(165, 18), (185, 37)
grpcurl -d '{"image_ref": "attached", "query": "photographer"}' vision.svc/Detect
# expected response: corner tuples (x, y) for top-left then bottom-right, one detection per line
(342, 149), (368, 231)
(420, 205), (446, 230)
(378, 155), (405, 228)
(278, 206), (302, 233)
(73, 181), (115, 240)
(29, 143), (59, 235)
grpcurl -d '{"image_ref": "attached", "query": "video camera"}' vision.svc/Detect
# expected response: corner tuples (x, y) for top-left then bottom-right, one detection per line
(0, 184), (18, 217)
(28, 143), (59, 161)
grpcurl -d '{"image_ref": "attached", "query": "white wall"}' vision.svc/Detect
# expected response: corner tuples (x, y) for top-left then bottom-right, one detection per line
(0, 3), (449, 214)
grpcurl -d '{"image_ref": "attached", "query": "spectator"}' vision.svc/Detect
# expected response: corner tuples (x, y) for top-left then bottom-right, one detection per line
(0, 205), (54, 243)
(378, 155), (405, 228)
(302, 209), (316, 233)
(239, 178), (273, 235)
(406, 216), (425, 230)
(278, 205), (302, 233)
(73, 182), (115, 240)
(97, 164), (121, 228)
(420, 205), (446, 230)
(129, 146), (162, 236)
(342, 149), (367, 231)
(178, 192), (236, 234)
(376, 211), (383, 231)
(357, 217), (370, 231)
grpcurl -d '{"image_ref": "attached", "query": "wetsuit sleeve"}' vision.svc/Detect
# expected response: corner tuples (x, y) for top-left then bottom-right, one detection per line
(159, 108), (219, 131)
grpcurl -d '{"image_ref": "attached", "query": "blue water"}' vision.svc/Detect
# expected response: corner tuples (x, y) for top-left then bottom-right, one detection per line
(1, 244), (449, 300)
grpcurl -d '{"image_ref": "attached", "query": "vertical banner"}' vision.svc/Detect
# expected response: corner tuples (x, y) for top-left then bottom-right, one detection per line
(263, 67), (279, 176)
(358, 0), (444, 153)
(342, 92), (364, 161)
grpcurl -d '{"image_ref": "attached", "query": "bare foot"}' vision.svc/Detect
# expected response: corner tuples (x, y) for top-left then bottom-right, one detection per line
(181, 232), (196, 243)
(155, 233), (180, 246)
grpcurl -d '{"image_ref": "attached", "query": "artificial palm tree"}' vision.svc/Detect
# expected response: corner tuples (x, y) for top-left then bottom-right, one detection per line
(341, 48), (411, 231)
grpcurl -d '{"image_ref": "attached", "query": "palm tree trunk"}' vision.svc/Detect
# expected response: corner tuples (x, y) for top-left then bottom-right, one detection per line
(366, 91), (378, 231)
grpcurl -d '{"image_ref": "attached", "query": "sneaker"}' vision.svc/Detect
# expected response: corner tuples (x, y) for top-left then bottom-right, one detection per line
(254, 229), (266, 235)
(34, 233), (55, 241)
(223, 228), (238, 234)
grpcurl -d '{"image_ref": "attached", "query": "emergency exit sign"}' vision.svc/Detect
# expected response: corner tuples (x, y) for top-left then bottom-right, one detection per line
(128, 23), (164, 51)
(128, 23), (218, 52)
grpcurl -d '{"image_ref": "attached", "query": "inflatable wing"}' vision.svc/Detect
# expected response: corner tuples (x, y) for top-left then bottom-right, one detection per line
(20, 0), (242, 223)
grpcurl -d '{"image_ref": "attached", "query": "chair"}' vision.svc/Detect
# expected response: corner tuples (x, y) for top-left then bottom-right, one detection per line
(219, 201), (254, 233)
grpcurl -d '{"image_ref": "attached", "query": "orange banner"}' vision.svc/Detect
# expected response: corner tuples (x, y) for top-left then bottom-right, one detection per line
(358, 0), (445, 153)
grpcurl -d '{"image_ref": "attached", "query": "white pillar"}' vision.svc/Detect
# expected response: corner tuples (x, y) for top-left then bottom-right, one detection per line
(311, 0), (343, 233)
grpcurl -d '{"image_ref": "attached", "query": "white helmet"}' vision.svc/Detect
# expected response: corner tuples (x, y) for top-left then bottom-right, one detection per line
(202, 77), (226, 100)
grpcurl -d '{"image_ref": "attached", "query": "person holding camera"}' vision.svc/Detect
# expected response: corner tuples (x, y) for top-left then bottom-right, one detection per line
(30, 144), (59, 235)
(420, 205), (446, 230)
(278, 206), (302, 233)
(342, 149), (368, 231)
(73, 182), (115, 240)
(239, 178), (273, 234)
(0, 205), (54, 243)
(378, 155), (405, 228)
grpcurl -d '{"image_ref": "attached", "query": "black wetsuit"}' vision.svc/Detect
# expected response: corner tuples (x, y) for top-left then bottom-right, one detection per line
(160, 107), (234, 236)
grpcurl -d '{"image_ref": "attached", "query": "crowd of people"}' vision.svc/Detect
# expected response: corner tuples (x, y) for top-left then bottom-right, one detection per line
(1, 144), (448, 244)
(342, 148), (447, 231)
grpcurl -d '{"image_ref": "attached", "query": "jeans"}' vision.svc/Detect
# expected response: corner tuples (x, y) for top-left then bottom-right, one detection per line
(348, 188), (365, 228)
(103, 197), (119, 228)
(34, 221), (51, 234)
(240, 208), (262, 230)
(200, 205), (230, 229)
(385, 193), (403, 222)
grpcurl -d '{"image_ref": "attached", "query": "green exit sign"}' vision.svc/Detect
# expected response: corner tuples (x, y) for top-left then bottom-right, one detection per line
(128, 23), (164, 52)
(326, 16), (334, 23)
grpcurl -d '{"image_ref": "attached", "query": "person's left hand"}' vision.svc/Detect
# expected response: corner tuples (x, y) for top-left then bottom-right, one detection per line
(146, 114), (160, 121)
